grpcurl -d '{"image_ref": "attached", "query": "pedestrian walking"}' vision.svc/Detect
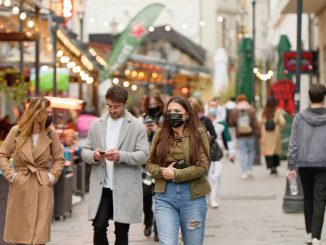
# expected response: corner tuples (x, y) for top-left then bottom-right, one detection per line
(141, 91), (164, 241)
(207, 98), (235, 208)
(81, 85), (149, 245)
(259, 96), (285, 175)
(229, 94), (260, 179)
(147, 96), (211, 245)
(287, 83), (326, 245)
(0, 97), (65, 245)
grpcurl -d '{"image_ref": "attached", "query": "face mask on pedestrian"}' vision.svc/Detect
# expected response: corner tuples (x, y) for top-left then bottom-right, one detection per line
(148, 106), (160, 116)
(208, 108), (217, 117)
(45, 115), (53, 128)
(166, 113), (185, 128)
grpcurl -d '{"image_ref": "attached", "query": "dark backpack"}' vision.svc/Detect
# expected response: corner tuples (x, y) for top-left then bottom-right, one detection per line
(264, 119), (275, 131)
(210, 141), (223, 161)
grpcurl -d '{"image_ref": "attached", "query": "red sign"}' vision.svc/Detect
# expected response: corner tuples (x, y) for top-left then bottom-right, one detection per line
(268, 79), (296, 116)
(284, 51), (318, 74)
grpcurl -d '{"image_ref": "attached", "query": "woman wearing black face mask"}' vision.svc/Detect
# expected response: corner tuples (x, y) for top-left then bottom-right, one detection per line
(141, 91), (164, 241)
(147, 96), (211, 245)
(0, 97), (64, 245)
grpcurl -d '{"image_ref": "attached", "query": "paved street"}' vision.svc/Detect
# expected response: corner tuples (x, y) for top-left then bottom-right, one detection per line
(49, 159), (309, 245)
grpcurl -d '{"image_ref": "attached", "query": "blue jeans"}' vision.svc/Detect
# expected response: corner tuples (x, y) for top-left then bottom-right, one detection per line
(155, 182), (208, 245)
(238, 136), (255, 173)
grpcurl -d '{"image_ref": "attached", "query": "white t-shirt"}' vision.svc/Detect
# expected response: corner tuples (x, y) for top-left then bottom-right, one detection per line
(103, 116), (124, 189)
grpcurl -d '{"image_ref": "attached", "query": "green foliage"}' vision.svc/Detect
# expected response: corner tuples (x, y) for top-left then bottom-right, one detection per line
(0, 68), (28, 105)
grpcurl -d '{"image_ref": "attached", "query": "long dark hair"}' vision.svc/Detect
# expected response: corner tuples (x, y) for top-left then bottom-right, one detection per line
(143, 90), (164, 115)
(150, 96), (206, 165)
(262, 96), (277, 119)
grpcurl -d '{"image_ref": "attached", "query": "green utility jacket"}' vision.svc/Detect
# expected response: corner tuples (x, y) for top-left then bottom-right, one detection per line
(146, 127), (211, 199)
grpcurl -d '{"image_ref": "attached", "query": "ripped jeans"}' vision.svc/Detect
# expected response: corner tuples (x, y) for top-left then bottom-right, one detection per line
(155, 182), (208, 245)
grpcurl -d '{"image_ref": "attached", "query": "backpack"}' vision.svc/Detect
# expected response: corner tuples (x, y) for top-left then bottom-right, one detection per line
(237, 110), (253, 134)
(264, 119), (275, 131)
(210, 141), (223, 161)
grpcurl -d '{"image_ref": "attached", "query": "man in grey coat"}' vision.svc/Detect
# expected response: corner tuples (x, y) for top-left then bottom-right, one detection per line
(82, 85), (149, 245)
(287, 83), (326, 245)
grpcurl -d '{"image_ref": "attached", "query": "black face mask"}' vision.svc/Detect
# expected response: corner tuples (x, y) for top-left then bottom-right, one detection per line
(45, 115), (53, 128)
(166, 113), (184, 128)
(148, 106), (160, 116)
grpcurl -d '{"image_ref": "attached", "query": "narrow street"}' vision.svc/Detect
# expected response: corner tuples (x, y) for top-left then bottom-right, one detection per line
(49, 158), (307, 245)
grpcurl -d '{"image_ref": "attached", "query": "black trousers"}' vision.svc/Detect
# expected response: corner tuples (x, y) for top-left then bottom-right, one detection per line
(143, 184), (157, 233)
(265, 154), (280, 169)
(299, 167), (326, 239)
(92, 188), (130, 245)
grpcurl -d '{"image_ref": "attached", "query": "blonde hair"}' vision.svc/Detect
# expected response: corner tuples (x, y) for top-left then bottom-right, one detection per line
(188, 97), (204, 115)
(15, 97), (51, 153)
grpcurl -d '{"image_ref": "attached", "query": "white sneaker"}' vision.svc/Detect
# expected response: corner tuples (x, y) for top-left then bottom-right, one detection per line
(312, 238), (321, 245)
(247, 171), (253, 178)
(241, 173), (248, 179)
(210, 201), (219, 208)
(306, 233), (312, 244)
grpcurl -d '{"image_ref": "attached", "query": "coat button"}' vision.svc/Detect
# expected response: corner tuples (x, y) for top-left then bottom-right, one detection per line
(100, 182), (102, 185)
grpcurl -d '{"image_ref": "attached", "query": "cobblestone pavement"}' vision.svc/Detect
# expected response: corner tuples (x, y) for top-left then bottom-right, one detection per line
(49, 158), (314, 245)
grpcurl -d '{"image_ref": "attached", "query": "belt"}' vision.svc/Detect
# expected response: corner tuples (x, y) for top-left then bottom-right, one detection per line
(15, 165), (49, 185)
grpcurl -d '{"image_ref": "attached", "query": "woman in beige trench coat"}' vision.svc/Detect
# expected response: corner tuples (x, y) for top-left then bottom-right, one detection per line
(259, 97), (286, 175)
(0, 97), (64, 245)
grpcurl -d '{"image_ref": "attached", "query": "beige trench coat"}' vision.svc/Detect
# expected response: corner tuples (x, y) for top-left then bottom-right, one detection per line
(259, 108), (286, 156)
(0, 125), (64, 244)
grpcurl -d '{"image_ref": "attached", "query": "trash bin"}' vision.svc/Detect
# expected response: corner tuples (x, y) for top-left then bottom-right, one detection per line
(54, 170), (74, 220)
(282, 173), (304, 213)
(0, 175), (9, 245)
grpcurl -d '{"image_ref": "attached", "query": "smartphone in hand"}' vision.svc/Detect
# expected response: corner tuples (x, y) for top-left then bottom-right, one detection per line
(99, 151), (106, 155)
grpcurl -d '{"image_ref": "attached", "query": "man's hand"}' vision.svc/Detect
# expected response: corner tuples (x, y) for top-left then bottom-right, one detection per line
(161, 162), (176, 180)
(106, 149), (120, 162)
(94, 148), (106, 161)
(229, 155), (235, 163)
(287, 169), (297, 181)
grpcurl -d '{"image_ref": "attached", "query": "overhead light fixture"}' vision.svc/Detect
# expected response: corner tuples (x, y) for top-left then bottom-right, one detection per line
(112, 78), (119, 84)
(165, 25), (171, 31)
(45, 96), (84, 110)
(12, 6), (19, 15)
(19, 12), (27, 20)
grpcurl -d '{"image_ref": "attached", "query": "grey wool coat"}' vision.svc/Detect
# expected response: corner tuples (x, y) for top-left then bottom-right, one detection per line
(81, 110), (149, 223)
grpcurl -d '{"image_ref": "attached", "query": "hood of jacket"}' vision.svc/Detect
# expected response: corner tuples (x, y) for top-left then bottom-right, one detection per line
(301, 109), (326, 126)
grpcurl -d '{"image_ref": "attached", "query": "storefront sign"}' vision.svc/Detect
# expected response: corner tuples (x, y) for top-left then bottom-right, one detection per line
(284, 51), (318, 74)
(268, 79), (296, 116)
(30, 67), (70, 92)
(102, 3), (165, 80)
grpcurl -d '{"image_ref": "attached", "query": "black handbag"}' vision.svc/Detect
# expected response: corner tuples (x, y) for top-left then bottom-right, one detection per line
(210, 141), (223, 161)
(265, 119), (276, 131)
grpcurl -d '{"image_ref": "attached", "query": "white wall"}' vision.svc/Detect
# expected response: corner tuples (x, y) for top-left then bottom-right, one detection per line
(83, 0), (200, 42)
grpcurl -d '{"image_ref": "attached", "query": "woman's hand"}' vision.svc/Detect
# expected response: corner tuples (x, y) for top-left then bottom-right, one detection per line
(161, 162), (176, 180)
